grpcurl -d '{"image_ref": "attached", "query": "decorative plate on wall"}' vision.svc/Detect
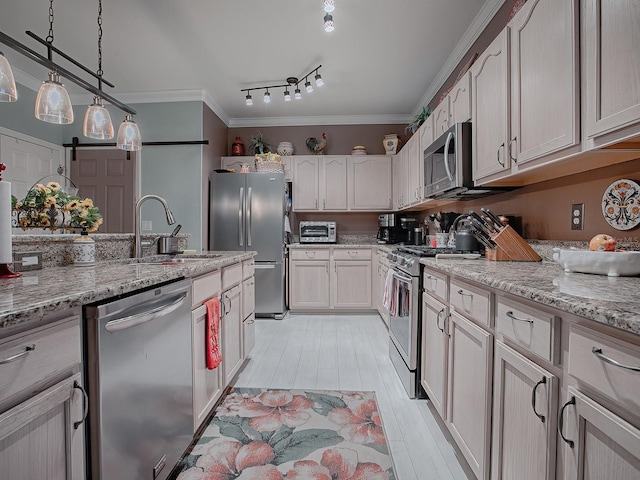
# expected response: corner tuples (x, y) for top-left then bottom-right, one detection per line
(601, 178), (640, 230)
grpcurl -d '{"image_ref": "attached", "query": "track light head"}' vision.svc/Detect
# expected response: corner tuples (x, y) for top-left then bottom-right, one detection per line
(294, 87), (302, 100)
(324, 13), (334, 32)
(263, 89), (271, 103)
(245, 93), (253, 105)
(314, 72), (324, 87)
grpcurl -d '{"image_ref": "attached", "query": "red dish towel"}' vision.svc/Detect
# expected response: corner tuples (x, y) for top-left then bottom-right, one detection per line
(205, 297), (222, 370)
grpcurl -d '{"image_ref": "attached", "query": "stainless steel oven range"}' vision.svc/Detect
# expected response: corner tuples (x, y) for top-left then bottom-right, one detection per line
(386, 246), (451, 398)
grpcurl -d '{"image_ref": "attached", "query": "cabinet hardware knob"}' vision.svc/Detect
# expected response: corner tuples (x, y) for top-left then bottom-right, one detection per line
(0, 344), (36, 364)
(531, 376), (546, 423)
(506, 310), (533, 325)
(73, 381), (89, 429)
(592, 347), (640, 372)
(558, 396), (576, 448)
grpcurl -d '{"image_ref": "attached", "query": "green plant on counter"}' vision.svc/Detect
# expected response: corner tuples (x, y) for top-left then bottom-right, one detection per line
(405, 106), (432, 134)
(248, 132), (272, 155)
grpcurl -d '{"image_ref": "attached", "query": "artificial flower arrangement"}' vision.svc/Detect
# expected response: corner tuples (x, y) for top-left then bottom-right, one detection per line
(11, 181), (103, 232)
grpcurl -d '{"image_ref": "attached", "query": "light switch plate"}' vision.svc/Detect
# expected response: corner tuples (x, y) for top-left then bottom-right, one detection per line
(571, 203), (584, 230)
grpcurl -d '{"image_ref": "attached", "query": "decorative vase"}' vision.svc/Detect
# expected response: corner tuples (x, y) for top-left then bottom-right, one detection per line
(231, 137), (245, 156)
(383, 134), (399, 155)
(73, 230), (95, 266)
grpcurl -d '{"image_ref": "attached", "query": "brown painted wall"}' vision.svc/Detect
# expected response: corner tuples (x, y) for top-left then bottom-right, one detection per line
(202, 103), (228, 247)
(228, 124), (407, 156)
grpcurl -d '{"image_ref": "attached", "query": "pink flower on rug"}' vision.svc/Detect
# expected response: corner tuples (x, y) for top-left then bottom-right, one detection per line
(327, 400), (386, 444)
(178, 438), (282, 480)
(243, 390), (314, 431)
(285, 460), (332, 480)
(216, 392), (256, 416)
(321, 448), (390, 480)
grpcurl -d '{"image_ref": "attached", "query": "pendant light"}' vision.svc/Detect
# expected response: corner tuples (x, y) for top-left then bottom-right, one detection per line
(83, 0), (114, 139)
(0, 52), (17, 102)
(116, 114), (142, 151)
(35, 0), (74, 124)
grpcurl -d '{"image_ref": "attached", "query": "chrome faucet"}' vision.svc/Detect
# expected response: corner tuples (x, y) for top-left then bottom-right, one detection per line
(134, 195), (176, 258)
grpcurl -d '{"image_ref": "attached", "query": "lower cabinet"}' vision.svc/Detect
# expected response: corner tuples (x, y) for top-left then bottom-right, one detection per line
(561, 387), (640, 480)
(447, 311), (493, 480)
(289, 259), (331, 309)
(242, 277), (256, 359)
(0, 372), (86, 479)
(243, 314), (256, 359)
(332, 260), (372, 308)
(376, 256), (390, 326)
(491, 341), (558, 480)
(421, 293), (449, 420)
(221, 284), (243, 386)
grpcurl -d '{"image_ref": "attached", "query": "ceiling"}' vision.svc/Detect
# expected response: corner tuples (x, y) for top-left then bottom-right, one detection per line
(0, 0), (503, 127)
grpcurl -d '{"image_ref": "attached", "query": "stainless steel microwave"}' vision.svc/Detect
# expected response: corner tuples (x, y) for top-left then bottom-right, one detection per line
(423, 122), (513, 199)
(299, 221), (337, 243)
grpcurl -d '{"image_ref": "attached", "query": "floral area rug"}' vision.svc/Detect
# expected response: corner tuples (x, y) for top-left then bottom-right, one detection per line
(172, 388), (397, 480)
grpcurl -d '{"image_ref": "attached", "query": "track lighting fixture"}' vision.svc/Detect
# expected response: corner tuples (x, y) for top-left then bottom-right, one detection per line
(323, 0), (335, 13)
(240, 65), (324, 106)
(324, 13), (334, 32)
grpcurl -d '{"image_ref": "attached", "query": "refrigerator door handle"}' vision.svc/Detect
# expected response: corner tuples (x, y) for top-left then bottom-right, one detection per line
(239, 187), (244, 247)
(247, 187), (253, 247)
(254, 264), (276, 269)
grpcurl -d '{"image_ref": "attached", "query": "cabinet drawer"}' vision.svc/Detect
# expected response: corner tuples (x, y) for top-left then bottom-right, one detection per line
(568, 324), (640, 414)
(242, 259), (254, 280)
(192, 269), (221, 307)
(496, 297), (558, 363)
(0, 317), (81, 408)
(333, 248), (371, 260)
(242, 277), (255, 320)
(222, 262), (243, 290)
(290, 249), (330, 261)
(450, 279), (491, 327)
(423, 269), (449, 302)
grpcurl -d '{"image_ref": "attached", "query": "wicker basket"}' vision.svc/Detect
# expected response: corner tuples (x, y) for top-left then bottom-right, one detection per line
(255, 160), (284, 173)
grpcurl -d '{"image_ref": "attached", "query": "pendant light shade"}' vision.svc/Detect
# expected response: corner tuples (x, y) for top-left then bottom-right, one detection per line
(0, 52), (17, 102)
(83, 96), (114, 139)
(35, 72), (74, 124)
(116, 114), (141, 151)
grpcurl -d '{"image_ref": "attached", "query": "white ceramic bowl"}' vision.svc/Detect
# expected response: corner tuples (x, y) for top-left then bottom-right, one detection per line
(552, 248), (640, 276)
(276, 142), (293, 156)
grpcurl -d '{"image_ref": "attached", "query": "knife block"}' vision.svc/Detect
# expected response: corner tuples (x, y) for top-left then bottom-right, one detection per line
(485, 225), (541, 262)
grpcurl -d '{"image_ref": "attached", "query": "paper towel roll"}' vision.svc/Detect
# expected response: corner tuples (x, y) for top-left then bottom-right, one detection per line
(0, 181), (12, 263)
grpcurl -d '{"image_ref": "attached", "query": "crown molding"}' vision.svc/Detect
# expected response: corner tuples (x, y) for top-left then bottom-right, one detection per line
(412, 0), (507, 116)
(227, 114), (412, 128)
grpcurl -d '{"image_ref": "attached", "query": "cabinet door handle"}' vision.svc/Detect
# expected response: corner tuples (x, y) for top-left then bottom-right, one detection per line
(497, 143), (505, 167)
(457, 289), (473, 298)
(224, 295), (232, 315)
(0, 344), (35, 364)
(73, 381), (89, 429)
(436, 308), (445, 332)
(592, 347), (640, 372)
(315, 199), (318, 209)
(323, 199), (326, 209)
(558, 396), (576, 448)
(508, 136), (518, 163)
(531, 377), (546, 423)
(348, 251), (358, 257)
(506, 310), (533, 325)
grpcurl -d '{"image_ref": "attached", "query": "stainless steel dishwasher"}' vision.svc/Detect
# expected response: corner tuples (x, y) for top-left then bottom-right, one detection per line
(83, 278), (192, 480)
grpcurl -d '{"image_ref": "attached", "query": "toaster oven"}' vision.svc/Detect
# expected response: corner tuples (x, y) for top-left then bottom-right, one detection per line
(299, 221), (337, 243)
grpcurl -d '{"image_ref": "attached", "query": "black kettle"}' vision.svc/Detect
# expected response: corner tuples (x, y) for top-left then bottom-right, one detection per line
(450, 215), (480, 252)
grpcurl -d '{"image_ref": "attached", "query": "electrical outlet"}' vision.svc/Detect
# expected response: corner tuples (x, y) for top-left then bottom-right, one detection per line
(571, 203), (584, 230)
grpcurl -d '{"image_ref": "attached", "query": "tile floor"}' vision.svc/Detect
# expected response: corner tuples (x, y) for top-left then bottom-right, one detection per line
(233, 313), (472, 480)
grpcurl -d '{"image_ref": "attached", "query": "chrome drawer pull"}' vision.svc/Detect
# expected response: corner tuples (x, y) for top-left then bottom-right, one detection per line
(506, 311), (533, 325)
(0, 344), (36, 364)
(531, 377), (546, 423)
(592, 347), (640, 372)
(73, 381), (89, 429)
(457, 289), (473, 298)
(558, 396), (576, 448)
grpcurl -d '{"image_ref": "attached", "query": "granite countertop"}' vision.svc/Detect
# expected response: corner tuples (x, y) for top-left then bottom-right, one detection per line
(420, 257), (640, 335)
(0, 251), (254, 338)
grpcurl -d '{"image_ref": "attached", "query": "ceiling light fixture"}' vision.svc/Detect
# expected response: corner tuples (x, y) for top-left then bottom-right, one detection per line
(0, 52), (17, 102)
(240, 65), (323, 106)
(323, 0), (335, 13)
(116, 114), (142, 152)
(83, 0), (114, 139)
(0, 0), (137, 138)
(324, 13), (334, 32)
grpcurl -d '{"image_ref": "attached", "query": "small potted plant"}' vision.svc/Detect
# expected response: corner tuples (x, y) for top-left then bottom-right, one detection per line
(248, 132), (272, 155)
(405, 106), (431, 134)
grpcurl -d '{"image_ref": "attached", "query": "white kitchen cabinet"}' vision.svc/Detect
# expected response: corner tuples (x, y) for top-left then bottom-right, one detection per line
(293, 156), (320, 210)
(491, 341), (558, 480)
(421, 293), (449, 420)
(332, 251), (372, 309)
(449, 72), (472, 124)
(392, 151), (408, 210)
(348, 155), (392, 210)
(447, 311), (493, 480)
(0, 372), (86, 480)
(561, 387), (640, 480)
(509, 0), (579, 166)
(583, 0), (640, 140)
(375, 251), (390, 326)
(472, 28), (511, 183)
(421, 114), (435, 153)
(432, 97), (451, 137)
(221, 284), (243, 386)
(241, 276), (256, 359)
(289, 257), (331, 309)
(321, 156), (348, 210)
(407, 132), (423, 205)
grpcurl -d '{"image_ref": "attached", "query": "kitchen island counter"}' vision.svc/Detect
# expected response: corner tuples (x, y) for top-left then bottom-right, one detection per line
(0, 251), (254, 338)
(420, 257), (640, 335)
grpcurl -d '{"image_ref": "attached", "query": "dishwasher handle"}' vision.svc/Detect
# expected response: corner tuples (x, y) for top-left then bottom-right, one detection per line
(104, 293), (188, 332)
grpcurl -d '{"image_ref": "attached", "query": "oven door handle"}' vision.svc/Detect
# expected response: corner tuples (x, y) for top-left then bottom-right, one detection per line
(391, 269), (413, 284)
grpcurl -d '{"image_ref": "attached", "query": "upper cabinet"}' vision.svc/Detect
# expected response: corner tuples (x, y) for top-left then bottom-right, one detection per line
(583, 0), (640, 141)
(321, 156), (348, 210)
(348, 155), (392, 211)
(449, 72), (472, 124)
(293, 156), (320, 210)
(432, 97), (451, 138)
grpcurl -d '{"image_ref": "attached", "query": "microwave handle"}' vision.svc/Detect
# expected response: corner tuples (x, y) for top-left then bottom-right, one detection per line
(443, 131), (455, 182)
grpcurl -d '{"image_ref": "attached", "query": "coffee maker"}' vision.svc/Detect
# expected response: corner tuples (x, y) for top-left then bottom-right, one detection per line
(377, 214), (400, 244)
(399, 217), (419, 244)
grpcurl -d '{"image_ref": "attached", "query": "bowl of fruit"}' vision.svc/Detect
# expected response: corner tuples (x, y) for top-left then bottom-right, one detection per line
(553, 234), (640, 276)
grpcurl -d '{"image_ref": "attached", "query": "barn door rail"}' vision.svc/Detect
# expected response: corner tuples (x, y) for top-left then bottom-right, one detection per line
(64, 137), (209, 160)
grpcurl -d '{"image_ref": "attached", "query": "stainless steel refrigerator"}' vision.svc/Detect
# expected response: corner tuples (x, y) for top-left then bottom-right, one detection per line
(209, 171), (286, 318)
